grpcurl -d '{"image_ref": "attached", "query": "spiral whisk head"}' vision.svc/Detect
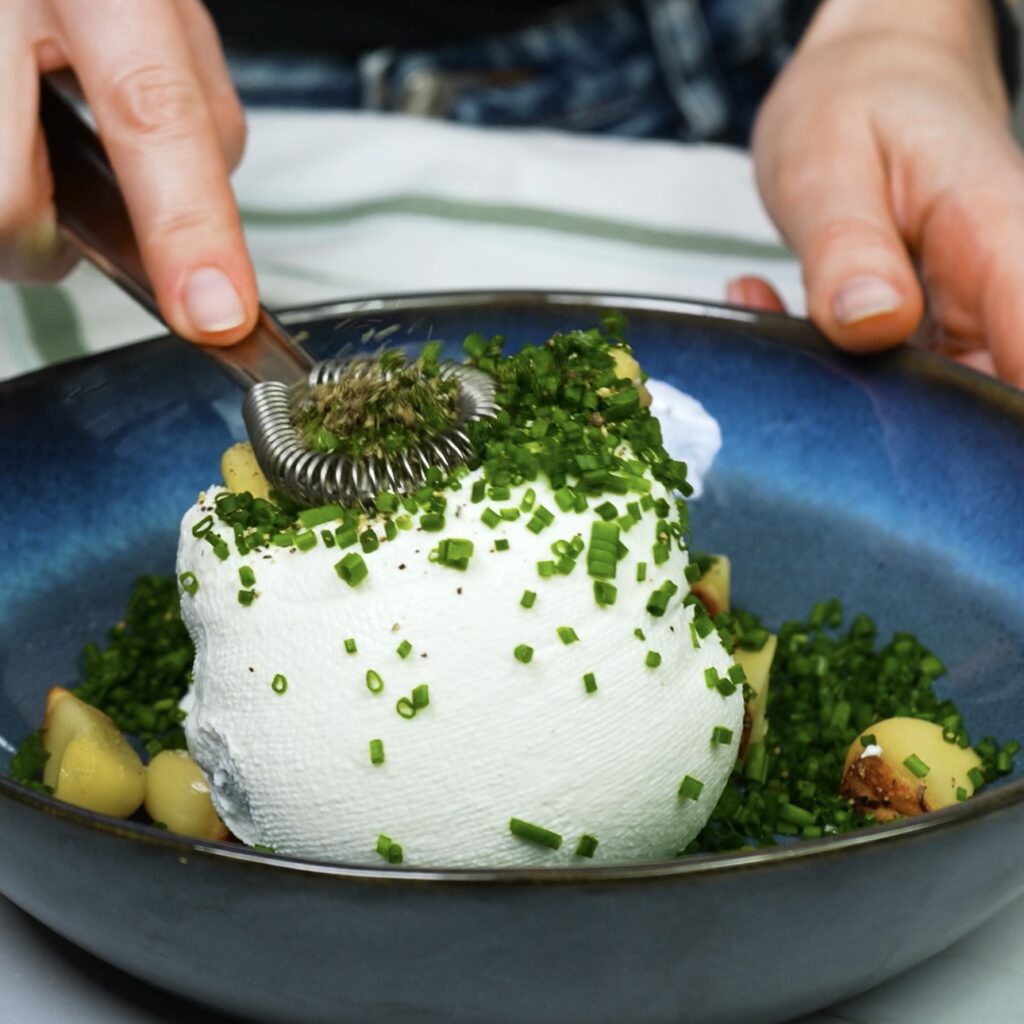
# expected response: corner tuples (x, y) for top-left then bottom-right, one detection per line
(244, 357), (497, 507)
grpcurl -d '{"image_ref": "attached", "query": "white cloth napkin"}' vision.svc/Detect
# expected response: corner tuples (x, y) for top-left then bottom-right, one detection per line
(0, 109), (802, 380)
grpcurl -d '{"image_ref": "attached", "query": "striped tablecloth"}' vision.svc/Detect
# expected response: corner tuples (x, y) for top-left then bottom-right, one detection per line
(0, 109), (803, 379)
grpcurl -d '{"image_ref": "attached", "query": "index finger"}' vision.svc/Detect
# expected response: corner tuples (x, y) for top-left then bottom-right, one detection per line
(53, 0), (257, 344)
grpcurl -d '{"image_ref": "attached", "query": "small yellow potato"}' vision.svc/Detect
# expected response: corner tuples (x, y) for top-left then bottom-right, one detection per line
(840, 717), (983, 821)
(146, 750), (230, 841)
(610, 347), (652, 408)
(736, 633), (777, 755)
(42, 688), (146, 818)
(691, 555), (731, 617)
(221, 442), (272, 500)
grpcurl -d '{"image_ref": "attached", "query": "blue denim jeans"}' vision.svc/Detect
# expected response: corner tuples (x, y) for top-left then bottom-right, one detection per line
(227, 0), (794, 144)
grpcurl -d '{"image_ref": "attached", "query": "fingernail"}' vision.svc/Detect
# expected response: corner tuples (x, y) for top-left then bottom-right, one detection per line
(725, 279), (746, 305)
(833, 276), (902, 326)
(183, 267), (245, 334)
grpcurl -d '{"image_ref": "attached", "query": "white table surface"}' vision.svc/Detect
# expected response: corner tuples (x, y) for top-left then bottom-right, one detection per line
(2, 891), (1022, 1023)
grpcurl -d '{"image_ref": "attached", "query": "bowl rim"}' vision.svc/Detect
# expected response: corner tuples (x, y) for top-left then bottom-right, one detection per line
(2, 288), (1022, 887)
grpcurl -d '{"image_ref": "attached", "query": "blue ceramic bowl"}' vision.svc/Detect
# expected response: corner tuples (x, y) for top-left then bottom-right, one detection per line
(1, 292), (1022, 1024)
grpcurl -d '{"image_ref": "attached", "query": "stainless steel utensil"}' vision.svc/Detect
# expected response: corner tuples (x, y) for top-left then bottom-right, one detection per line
(38, 76), (494, 506)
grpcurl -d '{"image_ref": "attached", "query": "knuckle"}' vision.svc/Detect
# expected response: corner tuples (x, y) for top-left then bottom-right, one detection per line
(146, 204), (218, 246)
(105, 64), (204, 139)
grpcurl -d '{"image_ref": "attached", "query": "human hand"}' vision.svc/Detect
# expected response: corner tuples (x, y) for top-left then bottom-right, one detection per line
(3, 0), (256, 344)
(750, 0), (1024, 387)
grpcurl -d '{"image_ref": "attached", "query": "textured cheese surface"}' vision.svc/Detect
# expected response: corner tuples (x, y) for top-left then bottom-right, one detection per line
(178, 382), (740, 867)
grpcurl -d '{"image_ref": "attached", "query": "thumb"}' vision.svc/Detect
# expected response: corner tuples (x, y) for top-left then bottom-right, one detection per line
(761, 132), (924, 351)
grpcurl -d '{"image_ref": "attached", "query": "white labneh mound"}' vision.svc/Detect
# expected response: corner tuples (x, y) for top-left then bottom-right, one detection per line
(178, 388), (740, 868)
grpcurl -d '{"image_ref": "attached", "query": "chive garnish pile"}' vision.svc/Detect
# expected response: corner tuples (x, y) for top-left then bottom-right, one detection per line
(686, 599), (1019, 854)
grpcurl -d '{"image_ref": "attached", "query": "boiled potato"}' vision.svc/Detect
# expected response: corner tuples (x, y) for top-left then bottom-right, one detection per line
(692, 555), (731, 617)
(221, 442), (272, 500)
(840, 717), (983, 821)
(42, 688), (146, 818)
(610, 348), (652, 408)
(146, 749), (230, 841)
(736, 633), (777, 755)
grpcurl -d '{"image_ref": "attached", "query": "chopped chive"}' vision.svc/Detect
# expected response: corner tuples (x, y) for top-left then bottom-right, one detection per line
(396, 697), (416, 719)
(397, 639), (413, 659)
(238, 565), (256, 587)
(779, 803), (816, 827)
(376, 492), (399, 514)
(293, 529), (317, 552)
(645, 650), (662, 668)
(678, 775), (704, 801)
(967, 767), (985, 790)
(593, 580), (618, 606)
(384, 520), (398, 542)
(365, 670), (384, 694)
(471, 479), (486, 503)
(178, 571), (199, 596)
(634, 627), (645, 641)
(376, 834), (404, 864)
(509, 818), (562, 850)
(344, 637), (357, 655)
(499, 507), (520, 522)
(537, 560), (556, 578)
(636, 561), (647, 582)
(335, 526), (358, 548)
(575, 834), (599, 858)
(514, 644), (534, 664)
(359, 529), (379, 553)
(688, 622), (700, 648)
(411, 684), (430, 709)
(238, 589), (256, 606)
(652, 541), (670, 565)
(711, 725), (734, 745)
(420, 512), (446, 531)
(335, 552), (368, 587)
(521, 488), (537, 511)
(520, 590), (537, 608)
(436, 537), (474, 570)
(704, 667), (720, 690)
(903, 753), (930, 779)
(191, 515), (214, 538)
(271, 673), (288, 695)
(495, 538), (510, 551)
(956, 786), (968, 802)
(595, 501), (618, 521)
(583, 672), (598, 694)
(369, 739), (385, 765)
(554, 488), (576, 512)
(320, 529), (336, 548)
(298, 503), (344, 528)
(557, 626), (580, 645)
(481, 507), (501, 529)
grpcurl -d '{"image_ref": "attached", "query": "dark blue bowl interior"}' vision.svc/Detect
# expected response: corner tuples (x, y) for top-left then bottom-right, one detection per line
(2, 294), (1022, 802)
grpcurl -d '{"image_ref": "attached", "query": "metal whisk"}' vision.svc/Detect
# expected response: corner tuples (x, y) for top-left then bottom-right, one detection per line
(39, 76), (494, 506)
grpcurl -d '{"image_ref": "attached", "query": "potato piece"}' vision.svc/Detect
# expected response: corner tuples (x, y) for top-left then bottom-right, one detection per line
(42, 687), (146, 818)
(221, 442), (272, 500)
(840, 717), (983, 821)
(736, 633), (777, 756)
(691, 555), (731, 617)
(146, 750), (230, 841)
(610, 348), (652, 408)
